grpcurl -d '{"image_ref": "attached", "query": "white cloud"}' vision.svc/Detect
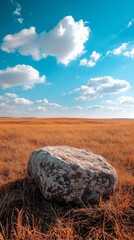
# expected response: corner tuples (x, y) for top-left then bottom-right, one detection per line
(0, 103), (9, 109)
(87, 60), (96, 67)
(87, 105), (104, 110)
(35, 99), (62, 108)
(36, 98), (48, 104)
(70, 85), (95, 97)
(71, 106), (82, 110)
(123, 48), (134, 58)
(87, 104), (125, 112)
(128, 19), (134, 28)
(0, 64), (45, 89)
(0, 94), (64, 116)
(48, 103), (62, 107)
(118, 96), (134, 105)
(0, 103), (16, 113)
(113, 43), (127, 55)
(90, 51), (101, 61)
(102, 100), (116, 105)
(0, 94), (33, 109)
(106, 43), (128, 56)
(0, 108), (20, 117)
(8, 97), (33, 106)
(69, 76), (130, 100)
(79, 58), (88, 66)
(5, 93), (18, 98)
(1, 27), (40, 59)
(13, 3), (21, 16)
(79, 58), (96, 67)
(0, 93), (18, 102)
(0, 92), (132, 117)
(102, 96), (134, 109)
(1, 16), (90, 65)
(80, 50), (101, 67)
(0, 93), (17, 101)
(18, 18), (23, 24)
(106, 42), (134, 59)
(12, 2), (24, 24)
(86, 104), (126, 111)
(106, 106), (126, 111)
(29, 106), (46, 112)
(36, 106), (46, 111)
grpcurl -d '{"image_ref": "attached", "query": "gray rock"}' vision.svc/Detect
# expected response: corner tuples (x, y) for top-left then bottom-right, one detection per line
(28, 146), (117, 203)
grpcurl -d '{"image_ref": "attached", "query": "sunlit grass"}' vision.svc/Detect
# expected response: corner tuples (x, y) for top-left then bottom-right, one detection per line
(0, 118), (133, 239)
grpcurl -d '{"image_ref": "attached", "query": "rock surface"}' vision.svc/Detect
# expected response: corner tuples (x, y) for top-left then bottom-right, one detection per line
(28, 146), (117, 203)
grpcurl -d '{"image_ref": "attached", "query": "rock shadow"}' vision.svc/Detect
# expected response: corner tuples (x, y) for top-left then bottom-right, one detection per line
(0, 178), (74, 236)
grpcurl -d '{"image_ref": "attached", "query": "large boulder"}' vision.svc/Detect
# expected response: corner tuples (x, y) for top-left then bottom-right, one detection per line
(28, 146), (117, 203)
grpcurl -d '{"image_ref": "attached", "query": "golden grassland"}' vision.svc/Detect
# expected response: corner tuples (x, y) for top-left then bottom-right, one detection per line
(0, 118), (134, 239)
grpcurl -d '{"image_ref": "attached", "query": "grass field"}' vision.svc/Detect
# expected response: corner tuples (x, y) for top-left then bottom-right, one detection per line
(0, 118), (134, 239)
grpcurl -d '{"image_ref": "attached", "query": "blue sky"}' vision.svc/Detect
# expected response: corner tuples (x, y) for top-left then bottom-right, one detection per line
(0, 0), (134, 118)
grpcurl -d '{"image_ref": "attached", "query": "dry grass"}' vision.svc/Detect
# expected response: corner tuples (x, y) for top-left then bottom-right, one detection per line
(0, 118), (134, 240)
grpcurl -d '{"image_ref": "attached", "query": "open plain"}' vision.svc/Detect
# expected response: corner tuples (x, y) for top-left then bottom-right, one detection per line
(0, 118), (134, 239)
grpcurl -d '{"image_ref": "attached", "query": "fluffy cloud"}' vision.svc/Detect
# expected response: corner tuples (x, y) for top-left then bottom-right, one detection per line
(8, 97), (33, 106)
(106, 43), (128, 56)
(102, 96), (134, 109)
(0, 93), (64, 114)
(36, 106), (46, 111)
(0, 93), (16, 100)
(1, 27), (40, 59)
(123, 48), (134, 58)
(36, 98), (48, 104)
(1, 16), (90, 65)
(0, 93), (18, 101)
(0, 64), (45, 89)
(118, 96), (134, 105)
(35, 98), (62, 108)
(106, 42), (134, 59)
(69, 76), (130, 100)
(80, 58), (88, 66)
(90, 51), (101, 61)
(5, 93), (18, 98)
(112, 43), (127, 55)
(80, 51), (101, 67)
(0, 93), (33, 107)
(80, 58), (96, 67)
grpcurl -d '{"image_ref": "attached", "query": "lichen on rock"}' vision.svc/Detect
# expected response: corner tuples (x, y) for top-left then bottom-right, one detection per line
(28, 146), (117, 204)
